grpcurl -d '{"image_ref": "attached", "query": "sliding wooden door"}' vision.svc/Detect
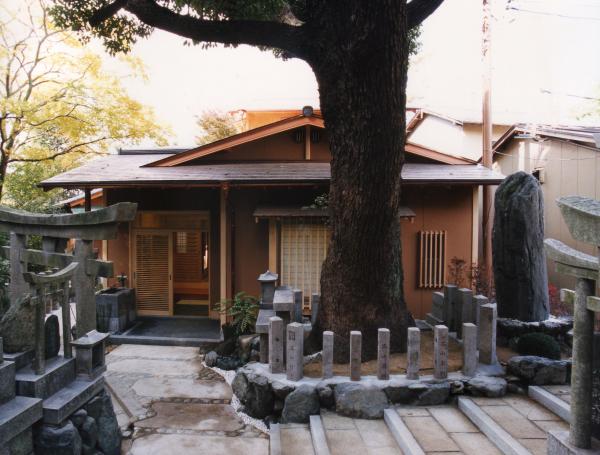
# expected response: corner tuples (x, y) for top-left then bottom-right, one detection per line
(133, 230), (173, 316)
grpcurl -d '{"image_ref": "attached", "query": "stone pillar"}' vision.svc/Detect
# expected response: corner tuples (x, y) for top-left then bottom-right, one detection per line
(0, 337), (3, 363)
(311, 293), (320, 324)
(455, 288), (473, 338)
(434, 325), (448, 380)
(407, 327), (420, 380)
(350, 331), (361, 381)
(444, 285), (458, 331)
(286, 322), (304, 381)
(73, 239), (96, 338)
(377, 328), (390, 380)
(293, 289), (303, 323)
(478, 303), (497, 365)
(322, 331), (334, 379)
(472, 295), (489, 342)
(9, 233), (28, 303)
(62, 281), (72, 359)
(269, 317), (284, 374)
(462, 323), (477, 377)
(259, 333), (269, 363)
(569, 278), (595, 449)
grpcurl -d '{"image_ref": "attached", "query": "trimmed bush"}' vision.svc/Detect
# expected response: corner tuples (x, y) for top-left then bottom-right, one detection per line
(516, 332), (561, 360)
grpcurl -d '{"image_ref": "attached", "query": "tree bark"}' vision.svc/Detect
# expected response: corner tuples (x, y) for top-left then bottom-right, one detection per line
(307, 2), (412, 362)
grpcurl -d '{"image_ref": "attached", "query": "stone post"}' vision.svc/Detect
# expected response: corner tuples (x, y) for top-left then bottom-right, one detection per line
(33, 293), (46, 375)
(9, 233), (28, 303)
(311, 293), (320, 324)
(286, 322), (304, 381)
(569, 278), (595, 449)
(472, 295), (489, 343)
(444, 285), (458, 331)
(0, 337), (3, 363)
(462, 323), (477, 377)
(73, 239), (96, 338)
(377, 328), (390, 380)
(322, 331), (334, 379)
(455, 288), (473, 339)
(478, 303), (497, 365)
(62, 281), (72, 359)
(407, 327), (420, 380)
(350, 331), (362, 381)
(434, 325), (448, 380)
(269, 317), (284, 374)
(293, 289), (303, 323)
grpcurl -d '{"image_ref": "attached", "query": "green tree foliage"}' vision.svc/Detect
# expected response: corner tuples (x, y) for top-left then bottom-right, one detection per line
(0, 0), (169, 206)
(195, 110), (241, 145)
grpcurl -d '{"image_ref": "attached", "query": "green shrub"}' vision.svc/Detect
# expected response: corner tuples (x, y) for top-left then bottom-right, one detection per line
(517, 332), (561, 360)
(213, 292), (259, 336)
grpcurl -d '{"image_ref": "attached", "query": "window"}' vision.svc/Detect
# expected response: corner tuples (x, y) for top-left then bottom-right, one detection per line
(419, 230), (447, 288)
(280, 219), (330, 310)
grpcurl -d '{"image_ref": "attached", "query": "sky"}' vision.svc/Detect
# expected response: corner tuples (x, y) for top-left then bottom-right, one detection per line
(96, 0), (600, 146)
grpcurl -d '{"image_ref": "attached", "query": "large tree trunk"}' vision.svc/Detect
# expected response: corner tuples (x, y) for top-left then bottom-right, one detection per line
(308, 2), (412, 362)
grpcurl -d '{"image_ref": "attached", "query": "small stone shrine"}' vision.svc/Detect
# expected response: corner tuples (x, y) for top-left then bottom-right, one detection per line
(544, 195), (600, 454)
(0, 202), (136, 454)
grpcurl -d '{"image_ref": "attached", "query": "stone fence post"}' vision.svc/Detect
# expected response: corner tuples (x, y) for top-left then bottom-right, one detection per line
(377, 329), (390, 380)
(407, 327), (420, 380)
(478, 303), (497, 365)
(350, 331), (361, 381)
(434, 325), (448, 380)
(269, 316), (284, 374)
(322, 331), (334, 379)
(286, 323), (304, 381)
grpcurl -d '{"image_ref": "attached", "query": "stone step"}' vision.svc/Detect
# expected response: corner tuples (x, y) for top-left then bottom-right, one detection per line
(278, 423), (316, 455)
(309, 415), (330, 455)
(15, 355), (75, 399)
(0, 396), (43, 446)
(527, 386), (570, 423)
(3, 350), (34, 370)
(0, 361), (16, 405)
(42, 376), (105, 425)
(384, 408), (425, 455)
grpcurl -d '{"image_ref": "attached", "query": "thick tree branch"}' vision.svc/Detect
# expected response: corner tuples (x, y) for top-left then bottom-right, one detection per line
(89, 0), (129, 27)
(407, 0), (445, 28)
(89, 0), (306, 58)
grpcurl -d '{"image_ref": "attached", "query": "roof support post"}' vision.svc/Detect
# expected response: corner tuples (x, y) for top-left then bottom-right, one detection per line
(219, 183), (230, 326)
(84, 188), (92, 212)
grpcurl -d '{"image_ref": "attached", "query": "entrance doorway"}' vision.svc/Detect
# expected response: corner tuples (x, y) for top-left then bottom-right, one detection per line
(132, 211), (210, 317)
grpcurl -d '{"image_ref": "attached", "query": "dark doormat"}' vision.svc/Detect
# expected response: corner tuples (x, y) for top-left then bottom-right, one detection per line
(110, 317), (222, 347)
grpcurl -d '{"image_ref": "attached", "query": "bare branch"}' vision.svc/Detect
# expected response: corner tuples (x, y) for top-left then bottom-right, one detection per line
(8, 137), (110, 163)
(407, 0), (445, 28)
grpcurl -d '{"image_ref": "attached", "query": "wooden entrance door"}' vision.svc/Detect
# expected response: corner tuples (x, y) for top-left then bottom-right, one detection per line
(133, 231), (173, 316)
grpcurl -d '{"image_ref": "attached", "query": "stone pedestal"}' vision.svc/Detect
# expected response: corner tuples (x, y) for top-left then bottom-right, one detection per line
(95, 287), (136, 333)
(71, 330), (109, 380)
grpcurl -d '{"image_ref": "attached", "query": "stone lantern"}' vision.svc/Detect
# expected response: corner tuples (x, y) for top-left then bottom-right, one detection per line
(71, 330), (110, 380)
(258, 270), (278, 309)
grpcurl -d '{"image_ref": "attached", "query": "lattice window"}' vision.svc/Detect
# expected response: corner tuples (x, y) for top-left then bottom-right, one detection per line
(135, 232), (170, 314)
(418, 230), (447, 288)
(280, 219), (330, 310)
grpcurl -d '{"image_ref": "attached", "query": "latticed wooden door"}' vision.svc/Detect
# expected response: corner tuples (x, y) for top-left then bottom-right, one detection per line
(133, 231), (173, 316)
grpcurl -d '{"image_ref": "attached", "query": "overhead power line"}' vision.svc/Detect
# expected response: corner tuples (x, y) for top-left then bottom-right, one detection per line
(507, 5), (600, 21)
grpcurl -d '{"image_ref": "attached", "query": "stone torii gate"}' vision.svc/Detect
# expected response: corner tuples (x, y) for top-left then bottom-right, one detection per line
(0, 203), (137, 337)
(544, 195), (600, 454)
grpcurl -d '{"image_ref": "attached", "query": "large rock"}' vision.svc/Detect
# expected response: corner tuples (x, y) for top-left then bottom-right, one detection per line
(204, 351), (218, 367)
(34, 421), (82, 455)
(271, 380), (295, 400)
(0, 296), (35, 353)
(493, 172), (549, 321)
(45, 314), (61, 359)
(507, 355), (569, 385)
(281, 385), (320, 423)
(411, 382), (451, 406)
(335, 383), (389, 419)
(232, 371), (274, 419)
(80, 416), (98, 452)
(85, 390), (121, 455)
(466, 376), (507, 398)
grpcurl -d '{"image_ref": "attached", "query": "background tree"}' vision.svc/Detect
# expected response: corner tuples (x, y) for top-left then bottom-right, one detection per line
(195, 110), (241, 145)
(0, 0), (168, 206)
(51, 0), (444, 361)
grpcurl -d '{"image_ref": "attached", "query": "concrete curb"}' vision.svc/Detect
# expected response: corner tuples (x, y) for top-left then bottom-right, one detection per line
(528, 386), (571, 423)
(458, 397), (531, 455)
(383, 408), (425, 455)
(309, 415), (331, 455)
(270, 423), (282, 455)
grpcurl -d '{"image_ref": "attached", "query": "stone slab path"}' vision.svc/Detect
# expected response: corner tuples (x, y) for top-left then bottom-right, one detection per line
(105, 345), (268, 455)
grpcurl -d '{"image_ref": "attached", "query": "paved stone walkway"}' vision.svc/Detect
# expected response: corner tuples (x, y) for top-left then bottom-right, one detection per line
(104, 345), (268, 455)
(541, 384), (571, 404)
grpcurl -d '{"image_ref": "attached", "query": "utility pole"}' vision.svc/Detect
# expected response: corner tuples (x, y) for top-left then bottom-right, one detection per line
(482, 0), (494, 285)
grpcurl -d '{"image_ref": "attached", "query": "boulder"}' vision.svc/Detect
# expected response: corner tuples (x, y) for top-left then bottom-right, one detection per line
(271, 380), (295, 400)
(204, 351), (218, 367)
(70, 409), (88, 429)
(34, 421), (82, 455)
(0, 296), (35, 353)
(215, 337), (236, 356)
(45, 314), (61, 359)
(282, 385), (320, 423)
(493, 172), (549, 321)
(335, 383), (389, 419)
(466, 376), (507, 398)
(411, 382), (451, 406)
(232, 371), (274, 419)
(383, 384), (413, 404)
(215, 356), (242, 370)
(85, 390), (121, 455)
(80, 416), (98, 450)
(232, 371), (250, 402)
(316, 383), (335, 409)
(238, 334), (259, 361)
(508, 355), (570, 385)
